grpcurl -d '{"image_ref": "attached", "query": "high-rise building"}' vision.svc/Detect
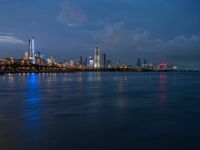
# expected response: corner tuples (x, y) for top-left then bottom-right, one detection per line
(89, 56), (93, 68)
(143, 59), (147, 66)
(84, 58), (88, 67)
(137, 58), (141, 67)
(79, 56), (83, 66)
(70, 60), (74, 66)
(107, 60), (112, 68)
(47, 57), (57, 65)
(24, 52), (29, 59)
(103, 53), (107, 68)
(28, 36), (35, 64)
(35, 51), (41, 59)
(94, 44), (101, 69)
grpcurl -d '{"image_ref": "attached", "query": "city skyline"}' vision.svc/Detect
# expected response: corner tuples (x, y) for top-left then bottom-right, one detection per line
(0, 0), (200, 67)
(0, 35), (181, 73)
(0, 35), (195, 69)
(0, 36), (176, 68)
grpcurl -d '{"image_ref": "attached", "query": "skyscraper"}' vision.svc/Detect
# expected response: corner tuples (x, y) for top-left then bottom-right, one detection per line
(137, 58), (141, 67)
(143, 59), (147, 65)
(28, 36), (35, 64)
(84, 58), (88, 67)
(94, 44), (101, 69)
(143, 59), (147, 66)
(79, 56), (83, 66)
(103, 53), (107, 69)
(89, 56), (93, 68)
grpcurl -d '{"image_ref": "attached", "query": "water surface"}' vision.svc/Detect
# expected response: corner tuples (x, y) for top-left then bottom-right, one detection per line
(0, 72), (200, 150)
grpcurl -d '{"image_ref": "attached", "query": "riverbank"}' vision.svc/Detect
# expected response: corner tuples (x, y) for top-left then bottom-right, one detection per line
(0, 68), (199, 75)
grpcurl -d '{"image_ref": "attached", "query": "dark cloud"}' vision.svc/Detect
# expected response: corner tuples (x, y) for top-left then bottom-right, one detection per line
(93, 22), (151, 47)
(92, 22), (200, 66)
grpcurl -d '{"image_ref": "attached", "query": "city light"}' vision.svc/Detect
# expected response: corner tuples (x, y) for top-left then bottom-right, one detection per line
(1, 35), (197, 74)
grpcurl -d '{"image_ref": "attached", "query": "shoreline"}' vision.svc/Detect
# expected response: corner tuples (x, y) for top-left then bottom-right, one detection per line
(0, 69), (199, 75)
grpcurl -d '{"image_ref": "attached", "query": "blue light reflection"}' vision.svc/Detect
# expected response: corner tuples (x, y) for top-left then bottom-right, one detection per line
(26, 73), (41, 122)
(28, 73), (39, 105)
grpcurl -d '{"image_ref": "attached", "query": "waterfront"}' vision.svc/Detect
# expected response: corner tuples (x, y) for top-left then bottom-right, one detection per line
(0, 72), (200, 150)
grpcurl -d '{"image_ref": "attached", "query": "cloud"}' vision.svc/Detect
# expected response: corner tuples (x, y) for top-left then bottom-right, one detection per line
(93, 22), (150, 47)
(143, 35), (200, 66)
(0, 32), (14, 36)
(57, 0), (87, 27)
(92, 22), (200, 66)
(153, 35), (200, 62)
(101, 21), (125, 44)
(0, 35), (25, 45)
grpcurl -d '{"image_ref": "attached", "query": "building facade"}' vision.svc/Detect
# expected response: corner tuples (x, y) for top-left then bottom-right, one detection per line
(28, 36), (35, 64)
(102, 53), (107, 68)
(94, 44), (101, 69)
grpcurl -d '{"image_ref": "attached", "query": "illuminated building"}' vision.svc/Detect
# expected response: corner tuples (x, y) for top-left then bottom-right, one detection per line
(89, 56), (93, 68)
(63, 60), (69, 66)
(116, 60), (122, 67)
(159, 63), (169, 70)
(94, 44), (101, 69)
(70, 60), (74, 66)
(35, 51), (45, 65)
(35, 51), (41, 59)
(107, 59), (112, 68)
(28, 36), (35, 64)
(24, 52), (29, 59)
(47, 57), (57, 65)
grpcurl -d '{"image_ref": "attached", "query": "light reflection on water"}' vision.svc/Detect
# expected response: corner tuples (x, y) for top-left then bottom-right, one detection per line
(87, 72), (101, 81)
(27, 74), (40, 105)
(159, 73), (167, 106)
(0, 72), (200, 150)
(116, 76), (128, 109)
(22, 74), (41, 123)
(23, 73), (42, 139)
(8, 74), (14, 84)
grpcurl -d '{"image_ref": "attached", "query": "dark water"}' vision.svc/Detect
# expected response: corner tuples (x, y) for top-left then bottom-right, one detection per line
(0, 72), (200, 150)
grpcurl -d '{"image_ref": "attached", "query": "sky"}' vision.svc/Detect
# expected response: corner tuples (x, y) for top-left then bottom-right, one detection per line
(0, 0), (200, 67)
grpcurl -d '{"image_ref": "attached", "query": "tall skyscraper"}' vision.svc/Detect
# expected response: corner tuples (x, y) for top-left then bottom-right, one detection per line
(28, 36), (35, 64)
(103, 53), (107, 68)
(94, 44), (101, 69)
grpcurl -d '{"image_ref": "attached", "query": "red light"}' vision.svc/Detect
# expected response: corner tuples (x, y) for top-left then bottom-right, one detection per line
(160, 63), (168, 68)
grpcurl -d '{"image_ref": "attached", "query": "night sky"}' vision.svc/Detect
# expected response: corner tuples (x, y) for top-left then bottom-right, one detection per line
(0, 0), (200, 67)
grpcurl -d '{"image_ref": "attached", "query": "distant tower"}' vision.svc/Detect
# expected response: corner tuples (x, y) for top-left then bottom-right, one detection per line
(79, 56), (83, 66)
(89, 56), (93, 68)
(94, 44), (101, 69)
(143, 59), (147, 66)
(28, 36), (35, 64)
(137, 58), (141, 67)
(84, 58), (88, 67)
(103, 53), (107, 68)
